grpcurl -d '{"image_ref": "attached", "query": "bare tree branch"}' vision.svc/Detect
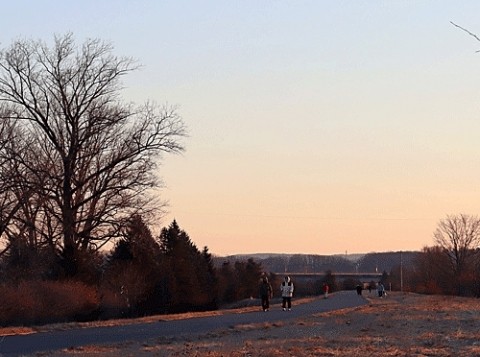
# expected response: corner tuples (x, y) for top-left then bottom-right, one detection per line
(451, 21), (480, 52)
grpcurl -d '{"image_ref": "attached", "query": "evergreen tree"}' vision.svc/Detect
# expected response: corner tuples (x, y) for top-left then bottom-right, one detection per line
(103, 215), (162, 315)
(200, 246), (218, 309)
(158, 220), (218, 312)
(218, 261), (236, 303)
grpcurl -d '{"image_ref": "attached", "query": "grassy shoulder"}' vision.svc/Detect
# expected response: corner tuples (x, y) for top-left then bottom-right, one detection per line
(7, 292), (480, 356)
(0, 296), (315, 336)
(119, 291), (480, 356)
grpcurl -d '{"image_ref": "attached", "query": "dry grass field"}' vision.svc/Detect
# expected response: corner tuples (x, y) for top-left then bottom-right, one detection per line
(5, 292), (480, 356)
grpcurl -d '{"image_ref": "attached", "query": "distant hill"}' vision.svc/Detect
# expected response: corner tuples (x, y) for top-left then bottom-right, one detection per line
(214, 251), (419, 275)
(356, 251), (418, 274)
(333, 253), (365, 262)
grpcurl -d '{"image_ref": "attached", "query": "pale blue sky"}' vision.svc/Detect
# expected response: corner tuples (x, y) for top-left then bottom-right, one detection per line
(3, 1), (480, 255)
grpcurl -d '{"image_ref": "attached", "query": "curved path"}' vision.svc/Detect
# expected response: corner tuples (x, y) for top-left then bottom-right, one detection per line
(0, 291), (367, 356)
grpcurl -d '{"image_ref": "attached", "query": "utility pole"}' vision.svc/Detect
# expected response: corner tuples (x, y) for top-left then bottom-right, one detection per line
(400, 251), (403, 292)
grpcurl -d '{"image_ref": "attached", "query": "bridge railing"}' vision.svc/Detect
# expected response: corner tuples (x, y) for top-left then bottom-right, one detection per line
(274, 272), (382, 277)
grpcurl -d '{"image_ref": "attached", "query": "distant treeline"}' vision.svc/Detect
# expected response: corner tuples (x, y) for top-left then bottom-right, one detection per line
(216, 251), (419, 276)
(219, 247), (480, 298)
(2, 216), (480, 328)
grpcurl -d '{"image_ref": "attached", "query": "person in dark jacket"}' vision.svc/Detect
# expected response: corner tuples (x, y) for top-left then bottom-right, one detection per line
(259, 276), (273, 311)
(377, 282), (385, 297)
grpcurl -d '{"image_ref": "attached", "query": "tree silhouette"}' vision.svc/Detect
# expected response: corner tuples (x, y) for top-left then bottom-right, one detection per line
(433, 214), (480, 295)
(159, 220), (217, 312)
(0, 34), (186, 276)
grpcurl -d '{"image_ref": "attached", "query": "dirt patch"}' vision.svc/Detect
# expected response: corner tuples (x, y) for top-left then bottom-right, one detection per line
(13, 292), (480, 356)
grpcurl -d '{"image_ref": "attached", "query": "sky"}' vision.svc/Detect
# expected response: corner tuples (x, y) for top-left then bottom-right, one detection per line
(3, 1), (480, 256)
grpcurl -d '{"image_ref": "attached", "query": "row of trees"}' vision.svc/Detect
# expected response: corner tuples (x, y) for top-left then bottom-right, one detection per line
(373, 214), (480, 297)
(3, 212), (480, 324)
(414, 214), (480, 296)
(284, 214), (480, 299)
(104, 218), (265, 315)
(0, 217), (267, 321)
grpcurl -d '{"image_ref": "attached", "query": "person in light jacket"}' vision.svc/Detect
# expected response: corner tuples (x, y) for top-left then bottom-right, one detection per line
(323, 283), (330, 299)
(280, 276), (294, 311)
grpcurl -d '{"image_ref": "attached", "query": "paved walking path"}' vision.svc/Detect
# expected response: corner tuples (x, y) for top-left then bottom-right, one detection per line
(0, 291), (367, 356)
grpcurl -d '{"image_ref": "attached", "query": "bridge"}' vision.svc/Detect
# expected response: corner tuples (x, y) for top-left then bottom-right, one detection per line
(273, 272), (383, 284)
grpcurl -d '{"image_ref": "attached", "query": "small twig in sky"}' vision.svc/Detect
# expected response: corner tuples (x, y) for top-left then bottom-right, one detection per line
(451, 21), (480, 52)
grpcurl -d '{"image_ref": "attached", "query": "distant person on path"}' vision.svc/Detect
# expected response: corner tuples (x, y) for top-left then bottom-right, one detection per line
(323, 283), (329, 299)
(377, 282), (385, 297)
(356, 284), (363, 296)
(259, 276), (273, 311)
(281, 276), (294, 311)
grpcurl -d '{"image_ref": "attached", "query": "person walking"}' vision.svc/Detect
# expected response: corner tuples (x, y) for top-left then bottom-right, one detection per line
(323, 283), (329, 299)
(259, 276), (273, 311)
(377, 282), (385, 298)
(281, 276), (294, 311)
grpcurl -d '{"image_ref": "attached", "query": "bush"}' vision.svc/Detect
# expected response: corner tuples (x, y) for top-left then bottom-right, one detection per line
(0, 280), (99, 326)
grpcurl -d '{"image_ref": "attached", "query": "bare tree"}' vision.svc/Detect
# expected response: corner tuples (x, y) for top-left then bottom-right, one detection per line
(0, 120), (23, 256)
(433, 214), (480, 292)
(0, 34), (186, 275)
